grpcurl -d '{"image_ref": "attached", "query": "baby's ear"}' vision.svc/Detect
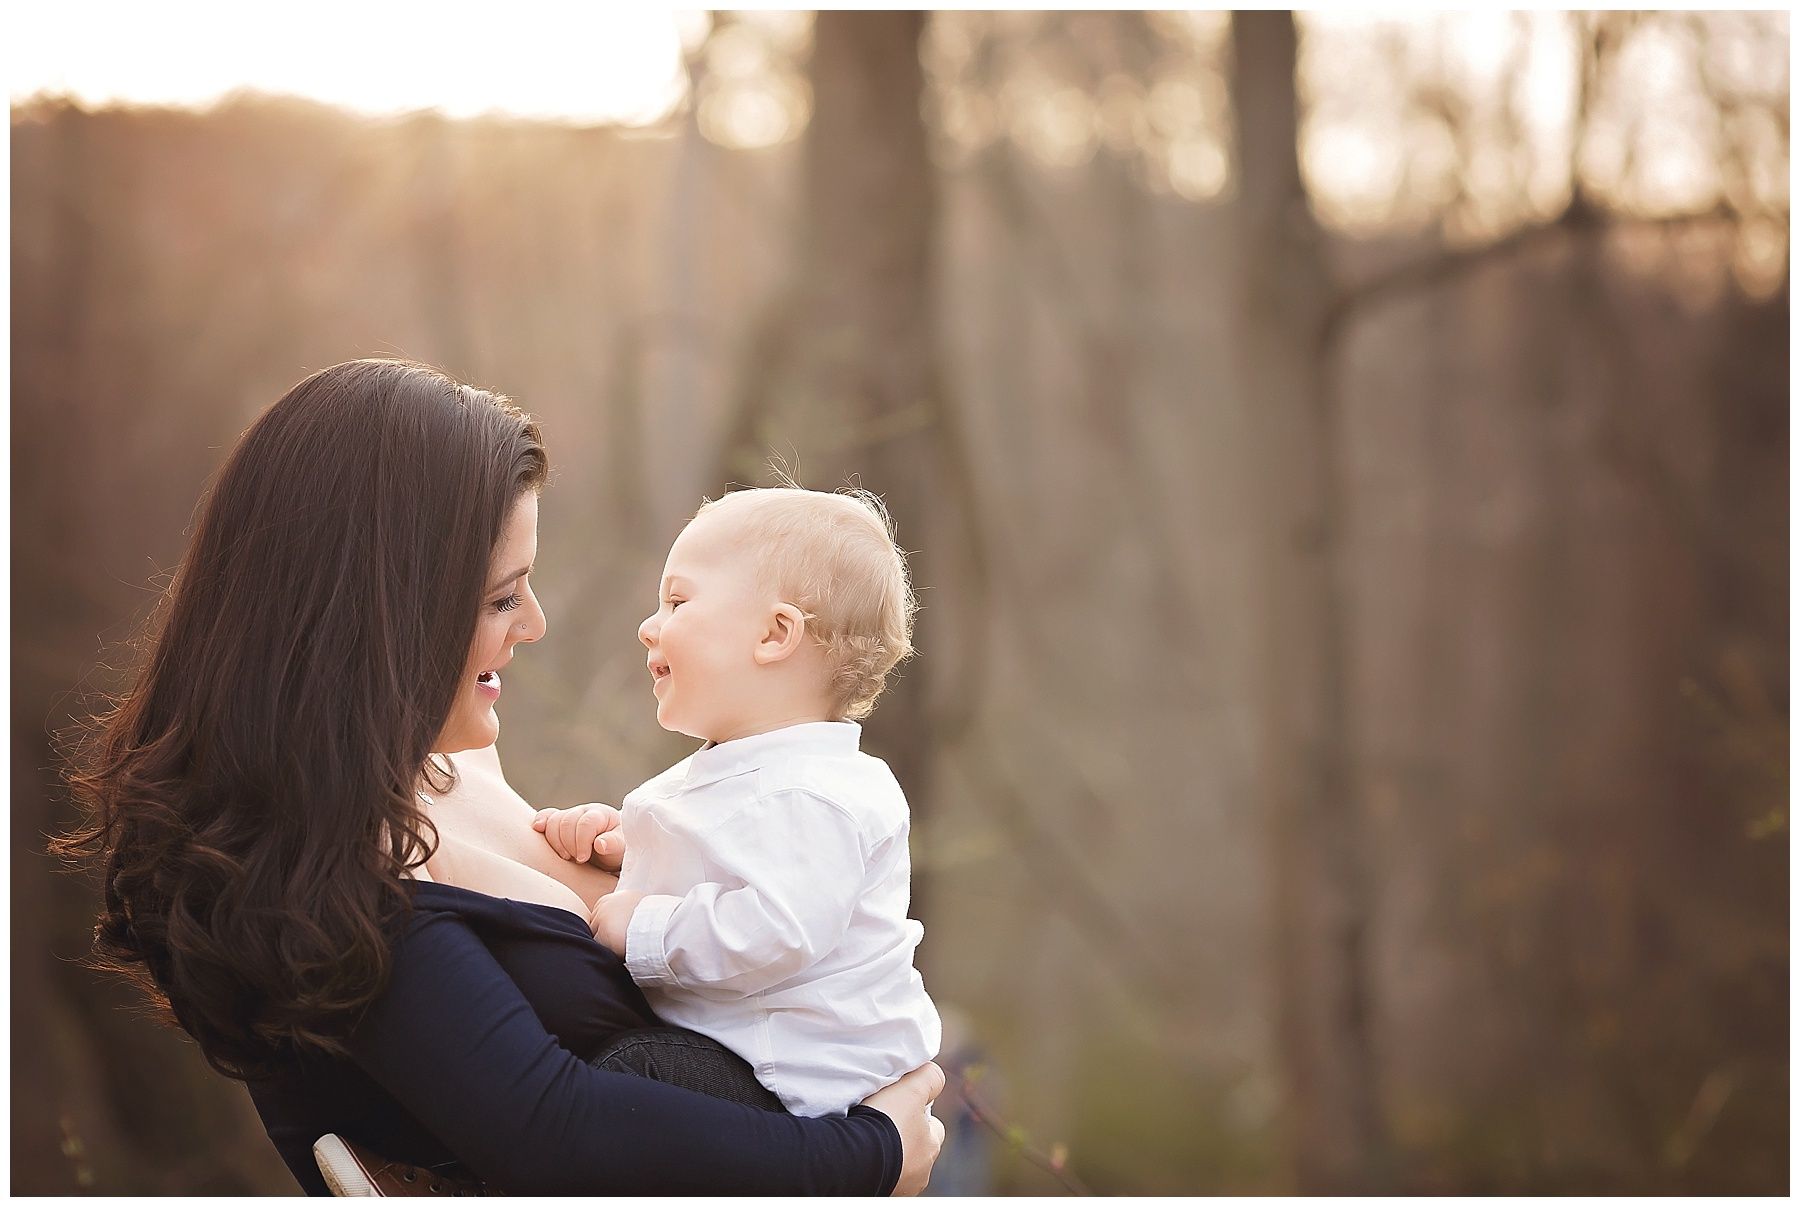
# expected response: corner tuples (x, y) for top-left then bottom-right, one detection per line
(753, 603), (809, 665)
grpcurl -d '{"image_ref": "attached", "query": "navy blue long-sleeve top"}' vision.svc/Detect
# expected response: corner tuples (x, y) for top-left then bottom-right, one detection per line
(245, 881), (902, 1195)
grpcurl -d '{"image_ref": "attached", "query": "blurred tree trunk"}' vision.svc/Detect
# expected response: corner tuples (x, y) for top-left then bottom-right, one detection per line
(12, 102), (93, 1193)
(1228, 12), (1386, 1192)
(411, 117), (474, 371)
(13, 108), (292, 1196)
(1094, 13), (1206, 657)
(640, 27), (719, 544)
(727, 12), (945, 855)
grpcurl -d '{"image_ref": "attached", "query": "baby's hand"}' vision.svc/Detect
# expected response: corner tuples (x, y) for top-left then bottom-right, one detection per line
(531, 803), (625, 871)
(590, 890), (644, 956)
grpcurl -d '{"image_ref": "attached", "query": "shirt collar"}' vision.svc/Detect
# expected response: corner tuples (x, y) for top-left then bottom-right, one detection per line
(681, 720), (863, 791)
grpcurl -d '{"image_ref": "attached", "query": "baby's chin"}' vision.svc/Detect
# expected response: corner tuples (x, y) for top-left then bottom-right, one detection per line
(656, 707), (712, 743)
(666, 718), (750, 746)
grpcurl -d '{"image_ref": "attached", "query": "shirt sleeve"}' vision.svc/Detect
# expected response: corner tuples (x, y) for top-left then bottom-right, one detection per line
(623, 789), (869, 996)
(347, 907), (901, 1195)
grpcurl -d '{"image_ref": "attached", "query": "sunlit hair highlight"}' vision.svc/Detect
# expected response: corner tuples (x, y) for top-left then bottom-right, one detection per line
(694, 484), (917, 720)
(52, 358), (547, 1081)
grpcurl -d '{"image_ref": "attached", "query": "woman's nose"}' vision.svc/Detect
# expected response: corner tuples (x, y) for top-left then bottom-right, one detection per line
(516, 588), (549, 645)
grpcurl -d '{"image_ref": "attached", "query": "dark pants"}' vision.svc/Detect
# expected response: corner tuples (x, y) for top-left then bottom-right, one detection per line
(591, 1027), (787, 1114)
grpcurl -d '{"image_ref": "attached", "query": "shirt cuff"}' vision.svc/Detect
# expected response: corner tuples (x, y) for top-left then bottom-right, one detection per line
(623, 893), (684, 987)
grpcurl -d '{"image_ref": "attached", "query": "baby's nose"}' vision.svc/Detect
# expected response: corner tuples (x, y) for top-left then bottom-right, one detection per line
(638, 613), (657, 647)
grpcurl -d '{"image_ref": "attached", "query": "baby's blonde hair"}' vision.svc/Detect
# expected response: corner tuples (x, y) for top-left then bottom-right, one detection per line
(694, 486), (917, 721)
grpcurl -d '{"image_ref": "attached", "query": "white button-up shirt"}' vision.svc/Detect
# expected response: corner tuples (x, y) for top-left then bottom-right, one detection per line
(619, 720), (941, 1117)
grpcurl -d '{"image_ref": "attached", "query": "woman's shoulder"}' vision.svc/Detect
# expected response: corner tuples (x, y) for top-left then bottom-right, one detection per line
(419, 829), (591, 920)
(403, 879), (594, 940)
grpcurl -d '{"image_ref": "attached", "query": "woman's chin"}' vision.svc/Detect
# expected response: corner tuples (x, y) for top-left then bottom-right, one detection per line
(437, 708), (500, 755)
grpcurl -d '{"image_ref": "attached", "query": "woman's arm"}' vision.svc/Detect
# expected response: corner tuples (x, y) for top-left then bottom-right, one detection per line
(348, 907), (903, 1195)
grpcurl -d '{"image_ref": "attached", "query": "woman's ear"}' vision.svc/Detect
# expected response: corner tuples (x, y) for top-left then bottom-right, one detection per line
(753, 603), (809, 665)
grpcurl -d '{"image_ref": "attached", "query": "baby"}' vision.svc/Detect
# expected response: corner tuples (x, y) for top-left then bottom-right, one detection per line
(534, 486), (941, 1118)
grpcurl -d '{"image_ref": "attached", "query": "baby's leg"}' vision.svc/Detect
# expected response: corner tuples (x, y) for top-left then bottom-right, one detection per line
(590, 1028), (785, 1113)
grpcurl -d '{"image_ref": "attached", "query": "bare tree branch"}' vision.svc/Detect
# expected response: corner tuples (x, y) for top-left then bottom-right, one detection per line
(956, 1073), (1096, 1195)
(1323, 10), (1755, 354)
(1321, 199), (1739, 353)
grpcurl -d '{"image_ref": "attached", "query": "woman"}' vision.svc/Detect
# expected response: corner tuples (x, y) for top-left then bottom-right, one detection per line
(55, 359), (943, 1195)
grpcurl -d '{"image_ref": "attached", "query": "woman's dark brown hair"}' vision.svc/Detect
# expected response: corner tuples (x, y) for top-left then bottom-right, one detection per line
(53, 359), (548, 1080)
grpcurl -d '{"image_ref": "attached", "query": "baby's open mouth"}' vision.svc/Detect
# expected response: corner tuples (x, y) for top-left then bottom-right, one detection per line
(650, 663), (670, 680)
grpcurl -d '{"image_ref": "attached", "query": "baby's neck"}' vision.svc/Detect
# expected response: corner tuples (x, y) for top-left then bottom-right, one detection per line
(705, 707), (839, 746)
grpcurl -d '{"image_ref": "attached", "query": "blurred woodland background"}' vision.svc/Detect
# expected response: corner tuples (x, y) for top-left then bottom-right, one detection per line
(11, 9), (1789, 1195)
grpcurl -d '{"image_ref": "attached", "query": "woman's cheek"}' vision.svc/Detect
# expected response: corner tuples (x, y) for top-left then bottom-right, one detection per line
(473, 617), (502, 669)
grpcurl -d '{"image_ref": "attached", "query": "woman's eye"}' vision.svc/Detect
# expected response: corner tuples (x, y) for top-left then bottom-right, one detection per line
(493, 592), (524, 613)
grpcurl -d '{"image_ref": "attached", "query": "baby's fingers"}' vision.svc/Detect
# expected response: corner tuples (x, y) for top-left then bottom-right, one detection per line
(556, 812), (593, 862)
(592, 831), (625, 872)
(573, 810), (614, 864)
(540, 811), (581, 861)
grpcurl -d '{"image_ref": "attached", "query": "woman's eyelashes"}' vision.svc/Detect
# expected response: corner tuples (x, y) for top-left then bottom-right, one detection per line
(492, 591), (524, 613)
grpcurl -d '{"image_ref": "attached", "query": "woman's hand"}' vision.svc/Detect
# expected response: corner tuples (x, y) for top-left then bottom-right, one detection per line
(861, 1061), (946, 1196)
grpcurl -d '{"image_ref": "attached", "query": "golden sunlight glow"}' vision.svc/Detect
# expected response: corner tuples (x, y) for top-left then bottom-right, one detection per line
(13, 4), (1787, 277)
(1298, 11), (1590, 233)
(693, 13), (813, 150)
(9, 1), (698, 126)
